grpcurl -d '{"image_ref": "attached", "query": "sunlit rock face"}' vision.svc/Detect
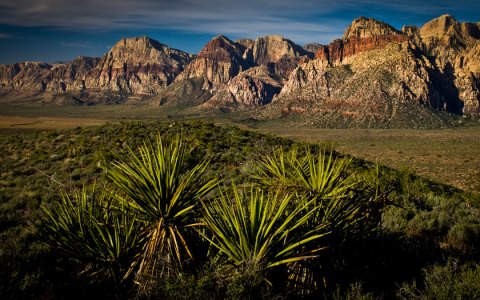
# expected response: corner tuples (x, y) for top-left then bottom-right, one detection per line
(0, 15), (479, 119)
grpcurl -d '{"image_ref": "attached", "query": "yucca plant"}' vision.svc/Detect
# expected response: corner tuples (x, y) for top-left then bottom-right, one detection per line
(41, 186), (141, 286)
(201, 185), (329, 289)
(253, 147), (355, 199)
(251, 147), (378, 293)
(107, 135), (217, 291)
(252, 147), (370, 232)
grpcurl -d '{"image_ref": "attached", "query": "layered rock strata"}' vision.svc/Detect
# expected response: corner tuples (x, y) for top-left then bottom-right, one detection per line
(0, 14), (479, 122)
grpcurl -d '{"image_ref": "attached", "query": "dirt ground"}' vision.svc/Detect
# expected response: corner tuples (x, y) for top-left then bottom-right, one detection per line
(0, 116), (107, 129)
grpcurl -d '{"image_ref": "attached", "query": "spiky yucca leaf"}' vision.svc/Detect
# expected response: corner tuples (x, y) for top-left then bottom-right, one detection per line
(201, 185), (329, 279)
(253, 147), (355, 199)
(41, 186), (141, 282)
(252, 147), (365, 230)
(107, 135), (217, 285)
(251, 147), (374, 292)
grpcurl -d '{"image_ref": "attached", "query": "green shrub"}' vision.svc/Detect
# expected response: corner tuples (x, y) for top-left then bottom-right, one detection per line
(201, 185), (328, 290)
(4, 120), (480, 299)
(398, 261), (480, 300)
(447, 223), (480, 255)
(40, 186), (142, 286)
(331, 282), (381, 300)
(107, 134), (217, 294)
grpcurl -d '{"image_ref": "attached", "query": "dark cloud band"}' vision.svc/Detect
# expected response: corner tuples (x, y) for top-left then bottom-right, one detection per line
(0, 0), (478, 44)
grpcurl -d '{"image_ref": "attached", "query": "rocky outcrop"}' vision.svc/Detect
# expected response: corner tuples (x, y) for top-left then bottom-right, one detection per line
(173, 35), (311, 108)
(264, 41), (451, 127)
(0, 57), (100, 99)
(343, 16), (400, 39)
(423, 16), (479, 55)
(267, 55), (309, 81)
(1, 15), (479, 125)
(174, 35), (249, 90)
(303, 43), (323, 53)
(280, 17), (419, 103)
(237, 35), (313, 80)
(409, 15), (480, 114)
(47, 56), (101, 93)
(241, 35), (312, 66)
(153, 77), (212, 106)
(315, 34), (408, 65)
(267, 14), (480, 127)
(202, 65), (283, 110)
(277, 58), (330, 100)
(0, 62), (54, 94)
(0, 36), (193, 103)
(270, 17), (450, 127)
(315, 17), (408, 65)
(192, 35), (313, 110)
(85, 36), (193, 94)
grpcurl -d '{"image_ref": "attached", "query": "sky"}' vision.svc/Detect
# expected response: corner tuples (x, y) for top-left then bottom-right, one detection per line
(0, 0), (479, 64)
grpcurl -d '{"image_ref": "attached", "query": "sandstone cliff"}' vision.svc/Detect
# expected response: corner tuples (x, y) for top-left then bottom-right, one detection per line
(0, 57), (101, 104)
(0, 36), (193, 104)
(174, 35), (249, 90)
(85, 36), (193, 95)
(258, 15), (480, 128)
(314, 17), (408, 65)
(268, 17), (448, 127)
(0, 62), (55, 95)
(1, 14), (479, 126)
(202, 65), (283, 110)
(202, 35), (312, 109)
(411, 15), (480, 114)
(47, 56), (101, 93)
(239, 35), (312, 66)
(173, 35), (312, 109)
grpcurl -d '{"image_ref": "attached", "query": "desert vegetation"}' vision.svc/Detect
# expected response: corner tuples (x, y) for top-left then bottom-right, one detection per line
(1, 121), (480, 299)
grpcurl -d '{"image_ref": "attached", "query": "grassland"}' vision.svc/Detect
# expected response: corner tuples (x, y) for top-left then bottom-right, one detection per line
(1, 102), (479, 194)
(256, 126), (480, 193)
(2, 113), (480, 298)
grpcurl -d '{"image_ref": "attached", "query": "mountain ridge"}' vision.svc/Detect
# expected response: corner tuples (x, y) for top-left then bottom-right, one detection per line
(1, 15), (479, 127)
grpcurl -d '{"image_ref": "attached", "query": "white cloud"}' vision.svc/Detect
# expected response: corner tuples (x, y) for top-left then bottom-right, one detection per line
(0, 0), (336, 29)
(0, 0), (350, 44)
(0, 0), (478, 45)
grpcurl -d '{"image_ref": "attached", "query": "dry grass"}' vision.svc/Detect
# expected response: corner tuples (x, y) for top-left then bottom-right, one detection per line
(255, 126), (480, 193)
(0, 116), (107, 129)
(1, 101), (479, 193)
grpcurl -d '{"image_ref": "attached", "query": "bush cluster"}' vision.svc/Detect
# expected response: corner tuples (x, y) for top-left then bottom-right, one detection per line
(1, 121), (480, 299)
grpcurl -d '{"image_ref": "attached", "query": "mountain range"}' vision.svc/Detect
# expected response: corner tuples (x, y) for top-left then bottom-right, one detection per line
(1, 14), (479, 127)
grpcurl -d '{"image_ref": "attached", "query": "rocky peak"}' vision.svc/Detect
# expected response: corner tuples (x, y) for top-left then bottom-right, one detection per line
(50, 56), (100, 79)
(103, 36), (193, 67)
(0, 61), (53, 93)
(246, 35), (312, 65)
(118, 36), (158, 49)
(343, 16), (401, 39)
(419, 15), (480, 45)
(303, 43), (323, 53)
(197, 35), (246, 62)
(83, 36), (194, 94)
(413, 15), (480, 115)
(316, 17), (407, 65)
(420, 14), (461, 38)
(22, 61), (52, 69)
(235, 38), (255, 50)
(174, 35), (249, 89)
(202, 64), (283, 110)
(67, 56), (100, 71)
(402, 25), (420, 37)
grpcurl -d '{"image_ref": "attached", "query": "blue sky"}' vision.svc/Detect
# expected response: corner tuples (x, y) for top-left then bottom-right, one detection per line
(0, 0), (479, 64)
